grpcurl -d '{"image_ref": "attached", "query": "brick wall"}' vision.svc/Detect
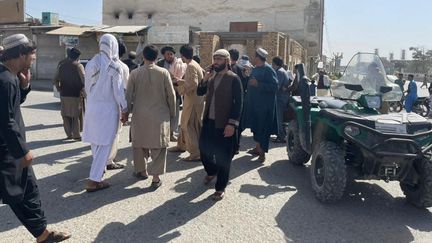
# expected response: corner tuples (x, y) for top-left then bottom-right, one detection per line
(199, 32), (221, 68)
(261, 32), (279, 62)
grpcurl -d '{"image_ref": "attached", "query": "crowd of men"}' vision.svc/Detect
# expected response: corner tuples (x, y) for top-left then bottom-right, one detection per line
(0, 32), (299, 242)
(1, 30), (430, 242)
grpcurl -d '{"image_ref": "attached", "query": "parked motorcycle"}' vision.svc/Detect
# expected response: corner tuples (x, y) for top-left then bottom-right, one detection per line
(389, 96), (430, 117)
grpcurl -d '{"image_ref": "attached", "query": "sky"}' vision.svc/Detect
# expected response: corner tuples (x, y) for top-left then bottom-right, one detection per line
(26, 0), (102, 26)
(323, 0), (432, 63)
(25, 0), (432, 64)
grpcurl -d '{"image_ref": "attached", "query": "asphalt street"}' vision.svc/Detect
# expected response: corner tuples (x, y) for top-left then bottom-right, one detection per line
(0, 89), (431, 243)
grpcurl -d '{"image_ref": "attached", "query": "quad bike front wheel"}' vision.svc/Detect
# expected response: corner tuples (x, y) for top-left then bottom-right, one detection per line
(311, 141), (347, 203)
(400, 159), (432, 208)
(286, 120), (310, 166)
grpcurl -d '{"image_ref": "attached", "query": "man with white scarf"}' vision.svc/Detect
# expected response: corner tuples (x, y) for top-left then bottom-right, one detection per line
(82, 34), (127, 192)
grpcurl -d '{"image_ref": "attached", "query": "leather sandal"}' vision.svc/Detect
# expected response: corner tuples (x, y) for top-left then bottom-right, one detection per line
(106, 163), (125, 170)
(38, 231), (71, 243)
(86, 181), (110, 193)
(151, 180), (162, 189)
(212, 191), (225, 201)
(246, 148), (260, 156)
(133, 171), (149, 180)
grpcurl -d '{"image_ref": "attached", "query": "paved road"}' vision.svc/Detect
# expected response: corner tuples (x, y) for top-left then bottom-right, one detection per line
(1, 90), (432, 243)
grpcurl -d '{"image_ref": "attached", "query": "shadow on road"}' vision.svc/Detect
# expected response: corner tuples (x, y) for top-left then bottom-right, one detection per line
(93, 154), (261, 242)
(26, 123), (63, 132)
(240, 160), (432, 242)
(23, 102), (60, 111)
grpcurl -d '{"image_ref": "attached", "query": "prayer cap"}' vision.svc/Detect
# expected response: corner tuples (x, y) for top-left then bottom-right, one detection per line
(213, 49), (230, 59)
(2, 34), (30, 51)
(256, 48), (268, 58)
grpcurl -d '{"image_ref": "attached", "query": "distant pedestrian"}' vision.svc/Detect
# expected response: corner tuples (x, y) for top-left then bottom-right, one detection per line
(428, 81), (432, 117)
(421, 74), (428, 89)
(229, 49), (248, 153)
(309, 79), (317, 96)
(157, 46), (186, 142)
(82, 34), (127, 192)
(168, 45), (204, 162)
(243, 48), (278, 163)
(0, 33), (70, 242)
(312, 69), (331, 96)
(123, 45), (176, 188)
(53, 47), (85, 141)
(405, 74), (418, 113)
(272, 56), (292, 143)
(394, 72), (405, 93)
(192, 55), (201, 64)
(197, 49), (243, 200)
(123, 51), (138, 72)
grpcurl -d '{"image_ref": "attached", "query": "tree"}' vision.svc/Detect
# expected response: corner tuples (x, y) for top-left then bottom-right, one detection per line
(408, 47), (432, 74)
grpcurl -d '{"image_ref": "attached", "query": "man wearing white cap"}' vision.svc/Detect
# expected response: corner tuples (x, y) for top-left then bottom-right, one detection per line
(0, 34), (70, 242)
(82, 34), (127, 192)
(243, 48), (278, 163)
(197, 49), (243, 200)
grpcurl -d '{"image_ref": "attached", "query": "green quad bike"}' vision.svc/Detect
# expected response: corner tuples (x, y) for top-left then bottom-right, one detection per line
(286, 53), (432, 208)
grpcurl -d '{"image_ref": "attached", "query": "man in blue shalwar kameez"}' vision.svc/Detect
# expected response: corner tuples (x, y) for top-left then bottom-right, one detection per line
(405, 74), (418, 113)
(243, 48), (278, 163)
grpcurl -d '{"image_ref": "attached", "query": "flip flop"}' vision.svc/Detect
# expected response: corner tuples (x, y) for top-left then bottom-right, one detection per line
(38, 231), (71, 243)
(86, 181), (110, 193)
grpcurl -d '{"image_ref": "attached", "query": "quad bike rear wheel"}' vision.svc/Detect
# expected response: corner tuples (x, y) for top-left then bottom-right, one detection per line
(286, 120), (310, 165)
(400, 159), (432, 208)
(311, 141), (347, 203)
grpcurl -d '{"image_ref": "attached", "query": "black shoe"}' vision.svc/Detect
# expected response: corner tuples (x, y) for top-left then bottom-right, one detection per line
(151, 180), (162, 189)
(106, 163), (125, 170)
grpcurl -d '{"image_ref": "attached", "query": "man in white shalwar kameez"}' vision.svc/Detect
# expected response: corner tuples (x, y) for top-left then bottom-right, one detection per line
(105, 42), (129, 170)
(82, 34), (127, 192)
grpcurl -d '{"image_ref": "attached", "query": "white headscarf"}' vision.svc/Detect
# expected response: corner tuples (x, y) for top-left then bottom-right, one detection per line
(85, 34), (124, 93)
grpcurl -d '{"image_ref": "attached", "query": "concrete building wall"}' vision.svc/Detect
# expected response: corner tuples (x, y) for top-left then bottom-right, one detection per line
(102, 0), (324, 57)
(0, 0), (25, 24)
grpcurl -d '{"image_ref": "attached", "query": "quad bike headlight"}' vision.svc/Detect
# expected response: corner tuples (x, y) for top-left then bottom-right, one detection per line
(344, 125), (360, 137)
(364, 95), (382, 109)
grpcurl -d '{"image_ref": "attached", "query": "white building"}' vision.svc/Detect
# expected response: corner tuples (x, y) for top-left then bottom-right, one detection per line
(103, 0), (324, 58)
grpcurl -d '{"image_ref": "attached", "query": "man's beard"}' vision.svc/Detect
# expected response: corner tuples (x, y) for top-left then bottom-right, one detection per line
(214, 63), (226, 72)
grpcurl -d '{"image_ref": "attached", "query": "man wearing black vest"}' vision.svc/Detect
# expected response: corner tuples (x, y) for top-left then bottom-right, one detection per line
(197, 49), (243, 201)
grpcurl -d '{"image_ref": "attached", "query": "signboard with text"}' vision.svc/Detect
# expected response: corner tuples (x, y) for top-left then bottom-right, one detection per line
(147, 26), (189, 44)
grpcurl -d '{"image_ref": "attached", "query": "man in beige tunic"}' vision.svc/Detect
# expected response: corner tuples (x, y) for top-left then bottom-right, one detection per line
(123, 45), (176, 188)
(168, 44), (204, 161)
